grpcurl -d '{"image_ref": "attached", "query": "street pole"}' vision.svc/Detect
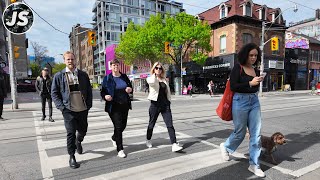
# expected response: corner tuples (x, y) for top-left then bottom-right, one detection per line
(180, 51), (183, 95)
(5, 0), (18, 109)
(259, 21), (265, 96)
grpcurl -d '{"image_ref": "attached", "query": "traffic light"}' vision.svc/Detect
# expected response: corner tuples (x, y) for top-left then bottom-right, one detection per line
(13, 46), (20, 59)
(271, 37), (279, 51)
(10, 0), (17, 3)
(87, 30), (96, 46)
(164, 42), (170, 54)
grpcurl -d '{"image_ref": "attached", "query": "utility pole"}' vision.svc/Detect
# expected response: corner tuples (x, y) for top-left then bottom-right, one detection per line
(259, 21), (265, 96)
(180, 50), (183, 95)
(5, 0), (18, 109)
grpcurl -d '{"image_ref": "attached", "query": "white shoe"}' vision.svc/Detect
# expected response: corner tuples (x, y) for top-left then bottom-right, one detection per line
(172, 143), (183, 152)
(111, 137), (116, 147)
(146, 140), (152, 148)
(248, 165), (265, 177)
(220, 143), (230, 161)
(117, 150), (126, 158)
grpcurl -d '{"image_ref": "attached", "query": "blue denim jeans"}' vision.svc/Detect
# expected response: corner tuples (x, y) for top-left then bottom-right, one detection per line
(224, 92), (262, 166)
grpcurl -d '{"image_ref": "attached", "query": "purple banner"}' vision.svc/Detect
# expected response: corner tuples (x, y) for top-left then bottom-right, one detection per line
(105, 44), (117, 75)
(285, 33), (309, 49)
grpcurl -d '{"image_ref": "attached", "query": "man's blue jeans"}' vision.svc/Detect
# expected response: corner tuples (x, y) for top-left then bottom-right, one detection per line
(224, 92), (262, 166)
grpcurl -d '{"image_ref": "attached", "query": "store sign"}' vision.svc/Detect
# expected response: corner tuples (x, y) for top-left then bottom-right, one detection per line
(269, 60), (277, 68)
(276, 61), (284, 69)
(203, 63), (231, 70)
(285, 32), (309, 49)
(139, 73), (149, 78)
(290, 58), (307, 65)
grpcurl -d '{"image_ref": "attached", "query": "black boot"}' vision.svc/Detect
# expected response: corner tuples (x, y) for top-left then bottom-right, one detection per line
(76, 141), (83, 154)
(48, 117), (55, 122)
(41, 115), (46, 121)
(69, 155), (80, 169)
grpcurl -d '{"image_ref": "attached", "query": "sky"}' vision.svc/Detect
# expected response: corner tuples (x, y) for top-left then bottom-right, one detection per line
(19, 0), (320, 63)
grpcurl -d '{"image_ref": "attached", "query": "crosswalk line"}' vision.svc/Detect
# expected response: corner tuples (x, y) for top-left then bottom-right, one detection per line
(84, 149), (223, 180)
(42, 126), (169, 149)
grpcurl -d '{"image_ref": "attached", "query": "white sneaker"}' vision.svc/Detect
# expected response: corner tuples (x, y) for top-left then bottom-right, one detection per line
(172, 143), (183, 152)
(220, 143), (230, 161)
(117, 150), (126, 158)
(248, 165), (265, 177)
(111, 137), (116, 147)
(146, 140), (152, 148)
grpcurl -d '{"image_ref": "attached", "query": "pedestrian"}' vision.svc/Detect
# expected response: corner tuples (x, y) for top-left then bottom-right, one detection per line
(35, 68), (54, 122)
(208, 80), (214, 97)
(100, 59), (133, 158)
(51, 51), (92, 169)
(0, 68), (7, 120)
(310, 79), (316, 95)
(145, 83), (149, 93)
(188, 82), (193, 97)
(219, 43), (266, 177)
(145, 62), (183, 152)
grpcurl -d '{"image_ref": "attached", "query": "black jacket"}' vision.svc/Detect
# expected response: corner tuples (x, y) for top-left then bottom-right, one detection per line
(35, 75), (52, 95)
(0, 73), (7, 98)
(100, 73), (133, 113)
(51, 68), (92, 111)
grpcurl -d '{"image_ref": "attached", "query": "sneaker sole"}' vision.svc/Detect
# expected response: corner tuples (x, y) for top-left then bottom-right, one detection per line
(248, 167), (265, 177)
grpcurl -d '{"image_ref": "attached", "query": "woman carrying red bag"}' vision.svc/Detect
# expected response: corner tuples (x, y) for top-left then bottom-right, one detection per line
(219, 43), (266, 177)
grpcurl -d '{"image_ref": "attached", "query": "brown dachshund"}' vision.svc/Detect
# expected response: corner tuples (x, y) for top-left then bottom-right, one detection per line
(260, 132), (287, 165)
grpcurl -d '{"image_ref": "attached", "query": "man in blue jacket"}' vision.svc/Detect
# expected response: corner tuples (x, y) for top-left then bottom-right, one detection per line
(51, 51), (92, 169)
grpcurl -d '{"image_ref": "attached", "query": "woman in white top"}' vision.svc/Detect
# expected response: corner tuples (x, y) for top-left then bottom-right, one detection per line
(145, 62), (183, 152)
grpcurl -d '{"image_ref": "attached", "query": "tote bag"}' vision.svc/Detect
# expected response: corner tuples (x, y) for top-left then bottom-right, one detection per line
(216, 80), (234, 121)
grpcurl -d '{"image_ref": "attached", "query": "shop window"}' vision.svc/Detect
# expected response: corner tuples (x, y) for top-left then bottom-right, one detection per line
(220, 35), (227, 54)
(242, 33), (253, 45)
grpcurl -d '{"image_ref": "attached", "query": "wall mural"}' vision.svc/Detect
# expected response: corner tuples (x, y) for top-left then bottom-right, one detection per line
(293, 24), (320, 41)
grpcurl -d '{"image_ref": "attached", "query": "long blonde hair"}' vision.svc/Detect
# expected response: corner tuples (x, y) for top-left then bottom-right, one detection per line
(150, 62), (166, 79)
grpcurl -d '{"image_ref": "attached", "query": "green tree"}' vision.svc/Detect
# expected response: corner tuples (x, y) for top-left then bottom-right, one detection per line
(29, 62), (41, 78)
(116, 12), (212, 65)
(52, 63), (66, 75)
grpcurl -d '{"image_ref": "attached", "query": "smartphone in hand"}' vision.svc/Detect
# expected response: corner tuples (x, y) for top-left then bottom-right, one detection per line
(261, 72), (267, 78)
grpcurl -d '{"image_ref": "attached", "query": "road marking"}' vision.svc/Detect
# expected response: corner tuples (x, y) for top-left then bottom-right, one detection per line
(33, 112), (54, 180)
(290, 161), (320, 177)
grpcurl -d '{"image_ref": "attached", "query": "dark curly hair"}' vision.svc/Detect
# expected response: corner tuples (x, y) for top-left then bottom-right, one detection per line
(237, 43), (261, 66)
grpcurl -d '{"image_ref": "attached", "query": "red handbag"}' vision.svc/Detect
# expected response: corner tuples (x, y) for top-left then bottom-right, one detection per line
(216, 80), (234, 121)
(216, 65), (242, 121)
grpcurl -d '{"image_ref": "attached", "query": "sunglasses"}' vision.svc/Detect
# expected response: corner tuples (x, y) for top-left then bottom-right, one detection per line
(155, 67), (163, 70)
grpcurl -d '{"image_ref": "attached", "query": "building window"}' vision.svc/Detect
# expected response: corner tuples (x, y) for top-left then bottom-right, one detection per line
(242, 33), (253, 45)
(220, 35), (227, 54)
(245, 3), (252, 16)
(262, 8), (266, 20)
(221, 6), (226, 19)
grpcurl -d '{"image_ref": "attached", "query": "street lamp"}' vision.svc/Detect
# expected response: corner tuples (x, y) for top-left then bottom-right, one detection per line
(259, 4), (298, 95)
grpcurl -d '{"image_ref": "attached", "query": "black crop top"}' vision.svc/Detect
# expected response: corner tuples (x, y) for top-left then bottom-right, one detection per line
(230, 63), (260, 93)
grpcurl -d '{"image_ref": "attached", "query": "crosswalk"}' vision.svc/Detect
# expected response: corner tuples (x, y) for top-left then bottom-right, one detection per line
(33, 106), (245, 180)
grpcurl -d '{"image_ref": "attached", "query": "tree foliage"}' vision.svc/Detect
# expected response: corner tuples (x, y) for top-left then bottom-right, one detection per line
(52, 63), (66, 75)
(116, 12), (212, 65)
(31, 41), (48, 66)
(29, 62), (41, 78)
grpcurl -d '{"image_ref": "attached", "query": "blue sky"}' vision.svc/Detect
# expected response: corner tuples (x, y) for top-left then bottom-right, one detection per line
(22, 0), (319, 63)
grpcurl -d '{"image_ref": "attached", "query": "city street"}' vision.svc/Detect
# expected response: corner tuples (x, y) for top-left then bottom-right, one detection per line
(1, 90), (320, 179)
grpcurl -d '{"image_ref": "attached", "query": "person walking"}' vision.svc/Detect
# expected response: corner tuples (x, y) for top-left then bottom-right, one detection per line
(35, 68), (54, 122)
(145, 62), (183, 152)
(219, 43), (266, 177)
(100, 59), (133, 158)
(208, 80), (214, 97)
(0, 68), (7, 120)
(51, 51), (92, 169)
(310, 79), (316, 95)
(187, 82), (193, 97)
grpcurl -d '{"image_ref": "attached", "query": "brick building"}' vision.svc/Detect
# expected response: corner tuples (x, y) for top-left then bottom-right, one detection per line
(198, 0), (286, 92)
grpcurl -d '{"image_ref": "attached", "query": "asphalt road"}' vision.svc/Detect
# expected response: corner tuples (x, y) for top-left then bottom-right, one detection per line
(0, 91), (320, 180)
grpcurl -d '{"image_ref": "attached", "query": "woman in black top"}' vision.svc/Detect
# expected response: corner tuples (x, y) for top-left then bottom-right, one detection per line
(219, 43), (266, 177)
(101, 59), (133, 158)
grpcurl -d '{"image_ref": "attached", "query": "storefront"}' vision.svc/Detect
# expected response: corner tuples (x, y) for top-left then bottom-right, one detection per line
(203, 54), (236, 93)
(130, 61), (151, 92)
(285, 48), (309, 90)
(264, 58), (286, 91)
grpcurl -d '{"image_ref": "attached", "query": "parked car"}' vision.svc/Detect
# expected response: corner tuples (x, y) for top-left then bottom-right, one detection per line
(17, 79), (36, 92)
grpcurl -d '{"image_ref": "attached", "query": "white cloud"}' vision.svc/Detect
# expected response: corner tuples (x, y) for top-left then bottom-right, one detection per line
(23, 0), (318, 63)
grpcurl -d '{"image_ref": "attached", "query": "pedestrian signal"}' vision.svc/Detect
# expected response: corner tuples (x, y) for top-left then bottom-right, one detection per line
(87, 30), (96, 46)
(271, 37), (279, 51)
